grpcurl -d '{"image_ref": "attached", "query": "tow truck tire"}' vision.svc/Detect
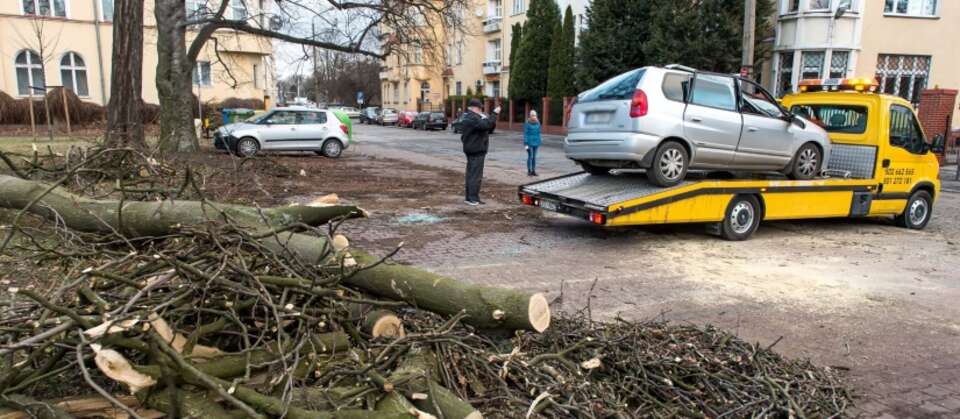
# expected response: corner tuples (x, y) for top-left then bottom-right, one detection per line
(788, 142), (822, 180)
(895, 190), (932, 230)
(720, 195), (761, 241)
(647, 141), (689, 187)
(580, 162), (610, 176)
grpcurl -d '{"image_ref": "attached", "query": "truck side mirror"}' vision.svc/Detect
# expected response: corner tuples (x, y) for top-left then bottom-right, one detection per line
(931, 134), (945, 154)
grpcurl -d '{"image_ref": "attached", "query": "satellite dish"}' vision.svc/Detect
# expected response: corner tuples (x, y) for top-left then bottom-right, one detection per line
(269, 15), (283, 30)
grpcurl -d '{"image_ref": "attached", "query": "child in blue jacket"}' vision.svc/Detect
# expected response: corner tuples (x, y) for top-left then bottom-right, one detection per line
(524, 110), (542, 176)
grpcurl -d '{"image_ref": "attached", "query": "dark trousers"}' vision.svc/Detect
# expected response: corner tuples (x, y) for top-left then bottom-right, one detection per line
(527, 146), (538, 174)
(465, 153), (486, 202)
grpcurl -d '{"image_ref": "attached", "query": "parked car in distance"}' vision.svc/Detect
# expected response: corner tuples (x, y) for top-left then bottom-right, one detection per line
(451, 113), (466, 134)
(335, 106), (360, 119)
(214, 106), (351, 158)
(565, 65), (832, 187)
(413, 112), (448, 130)
(360, 107), (380, 124)
(398, 111), (418, 128)
(378, 108), (399, 126)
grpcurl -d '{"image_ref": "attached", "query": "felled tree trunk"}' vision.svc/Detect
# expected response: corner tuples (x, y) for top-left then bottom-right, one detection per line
(0, 175), (550, 332)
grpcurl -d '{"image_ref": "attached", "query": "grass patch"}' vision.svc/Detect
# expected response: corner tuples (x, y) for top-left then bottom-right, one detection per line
(0, 137), (96, 155)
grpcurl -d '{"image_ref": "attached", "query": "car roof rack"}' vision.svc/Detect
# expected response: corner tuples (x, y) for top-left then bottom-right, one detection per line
(664, 64), (697, 72)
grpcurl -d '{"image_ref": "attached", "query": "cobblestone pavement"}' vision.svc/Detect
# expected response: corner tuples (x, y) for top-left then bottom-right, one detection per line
(343, 125), (960, 417)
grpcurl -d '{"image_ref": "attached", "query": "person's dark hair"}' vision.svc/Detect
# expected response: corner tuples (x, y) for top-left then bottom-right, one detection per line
(467, 98), (483, 109)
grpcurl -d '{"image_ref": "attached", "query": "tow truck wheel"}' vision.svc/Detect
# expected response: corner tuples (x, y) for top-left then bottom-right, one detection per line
(720, 195), (761, 241)
(895, 190), (932, 230)
(647, 142), (689, 187)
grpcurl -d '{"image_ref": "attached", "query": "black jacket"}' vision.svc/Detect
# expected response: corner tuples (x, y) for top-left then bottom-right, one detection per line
(459, 111), (497, 156)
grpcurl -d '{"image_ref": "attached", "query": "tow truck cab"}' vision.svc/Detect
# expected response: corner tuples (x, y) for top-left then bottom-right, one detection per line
(518, 78), (944, 240)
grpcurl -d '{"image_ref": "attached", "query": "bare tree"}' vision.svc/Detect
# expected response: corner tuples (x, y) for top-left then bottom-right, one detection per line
(105, 0), (146, 149)
(152, 0), (466, 154)
(13, 16), (63, 141)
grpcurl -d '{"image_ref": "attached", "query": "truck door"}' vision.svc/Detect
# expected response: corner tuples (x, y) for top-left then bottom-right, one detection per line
(683, 74), (742, 167)
(880, 104), (928, 199)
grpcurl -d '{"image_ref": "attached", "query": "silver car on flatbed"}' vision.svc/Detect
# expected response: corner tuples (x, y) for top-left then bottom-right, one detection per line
(565, 65), (831, 186)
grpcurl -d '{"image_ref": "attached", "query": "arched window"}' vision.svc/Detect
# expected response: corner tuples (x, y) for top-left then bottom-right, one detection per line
(15, 50), (44, 96)
(60, 52), (88, 96)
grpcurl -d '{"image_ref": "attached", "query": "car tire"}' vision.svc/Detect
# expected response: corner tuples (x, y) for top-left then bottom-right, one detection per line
(720, 195), (761, 241)
(235, 137), (260, 157)
(321, 139), (343, 159)
(788, 142), (822, 180)
(580, 162), (610, 176)
(895, 190), (933, 230)
(646, 141), (689, 187)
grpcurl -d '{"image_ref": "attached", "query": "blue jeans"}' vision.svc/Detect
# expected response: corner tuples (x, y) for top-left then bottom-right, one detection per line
(526, 146), (538, 174)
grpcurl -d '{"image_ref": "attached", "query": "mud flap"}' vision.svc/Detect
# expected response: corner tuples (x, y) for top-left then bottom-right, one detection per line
(705, 222), (722, 236)
(849, 191), (873, 217)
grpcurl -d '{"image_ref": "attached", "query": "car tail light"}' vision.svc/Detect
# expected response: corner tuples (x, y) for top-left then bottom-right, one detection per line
(520, 194), (535, 206)
(629, 89), (648, 118)
(339, 124), (349, 135)
(589, 211), (606, 225)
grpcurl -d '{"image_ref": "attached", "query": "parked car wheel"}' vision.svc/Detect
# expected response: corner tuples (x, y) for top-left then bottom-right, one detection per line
(579, 162), (610, 176)
(788, 142), (822, 180)
(720, 195), (761, 241)
(321, 139), (344, 158)
(646, 141), (688, 187)
(895, 190), (932, 230)
(235, 137), (260, 157)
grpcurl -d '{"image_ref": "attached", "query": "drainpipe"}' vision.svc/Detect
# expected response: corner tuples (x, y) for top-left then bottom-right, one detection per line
(92, 0), (108, 105)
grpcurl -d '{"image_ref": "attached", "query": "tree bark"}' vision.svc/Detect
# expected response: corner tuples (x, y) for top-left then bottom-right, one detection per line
(104, 0), (146, 149)
(155, 0), (199, 154)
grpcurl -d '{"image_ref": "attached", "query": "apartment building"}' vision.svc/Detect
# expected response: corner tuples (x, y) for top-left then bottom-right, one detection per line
(767, 0), (959, 125)
(0, 0), (275, 106)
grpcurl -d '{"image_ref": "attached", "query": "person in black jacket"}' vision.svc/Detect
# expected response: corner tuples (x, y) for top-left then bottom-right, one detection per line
(460, 99), (501, 205)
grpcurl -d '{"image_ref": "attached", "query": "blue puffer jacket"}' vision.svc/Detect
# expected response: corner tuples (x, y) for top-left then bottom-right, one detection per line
(524, 122), (542, 147)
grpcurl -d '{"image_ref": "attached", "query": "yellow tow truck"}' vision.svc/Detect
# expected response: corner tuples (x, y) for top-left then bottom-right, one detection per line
(519, 78), (945, 240)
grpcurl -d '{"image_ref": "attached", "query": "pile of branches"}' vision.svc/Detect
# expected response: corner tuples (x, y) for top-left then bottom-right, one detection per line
(0, 152), (852, 418)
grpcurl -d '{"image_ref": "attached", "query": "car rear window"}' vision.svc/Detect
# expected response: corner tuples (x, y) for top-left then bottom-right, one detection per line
(790, 104), (867, 134)
(662, 73), (692, 102)
(578, 69), (646, 103)
(431, 113), (445, 118)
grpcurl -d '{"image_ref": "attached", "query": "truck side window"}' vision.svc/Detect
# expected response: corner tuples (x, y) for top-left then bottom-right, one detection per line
(889, 105), (926, 155)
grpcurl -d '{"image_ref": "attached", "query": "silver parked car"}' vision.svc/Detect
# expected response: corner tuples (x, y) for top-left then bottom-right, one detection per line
(378, 108), (399, 126)
(565, 65), (831, 186)
(214, 106), (351, 158)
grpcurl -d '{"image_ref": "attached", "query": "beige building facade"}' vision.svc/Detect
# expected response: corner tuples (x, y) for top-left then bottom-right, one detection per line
(766, 0), (959, 126)
(0, 0), (275, 107)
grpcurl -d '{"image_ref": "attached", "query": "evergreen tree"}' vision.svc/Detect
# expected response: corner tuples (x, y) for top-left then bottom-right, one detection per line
(547, 6), (576, 97)
(575, 0), (651, 91)
(510, 0), (561, 101)
(508, 23), (522, 98)
(546, 20), (564, 98)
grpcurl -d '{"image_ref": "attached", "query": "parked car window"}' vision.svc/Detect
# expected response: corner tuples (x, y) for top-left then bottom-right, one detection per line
(790, 104), (867, 134)
(889, 104), (926, 154)
(263, 111), (298, 124)
(299, 111), (327, 124)
(578, 69), (646, 103)
(430, 112), (445, 119)
(739, 80), (785, 118)
(690, 74), (737, 111)
(662, 73), (692, 102)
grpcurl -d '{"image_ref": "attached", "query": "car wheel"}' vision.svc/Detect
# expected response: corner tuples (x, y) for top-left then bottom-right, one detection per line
(789, 143), (822, 180)
(321, 139), (343, 158)
(720, 195), (761, 241)
(646, 141), (688, 187)
(895, 190), (933, 230)
(580, 162), (610, 176)
(235, 137), (260, 157)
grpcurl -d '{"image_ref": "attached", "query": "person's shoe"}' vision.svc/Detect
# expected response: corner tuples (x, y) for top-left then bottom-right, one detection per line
(532, 171), (539, 177)
(477, 200), (487, 205)
(464, 200), (480, 206)
(527, 171), (534, 176)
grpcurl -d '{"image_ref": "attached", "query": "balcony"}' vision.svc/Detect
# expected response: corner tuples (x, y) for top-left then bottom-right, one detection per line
(483, 16), (502, 33)
(379, 70), (392, 80)
(482, 60), (501, 76)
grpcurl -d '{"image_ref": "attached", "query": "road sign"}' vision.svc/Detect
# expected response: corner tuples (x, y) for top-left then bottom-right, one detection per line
(357, 91), (364, 105)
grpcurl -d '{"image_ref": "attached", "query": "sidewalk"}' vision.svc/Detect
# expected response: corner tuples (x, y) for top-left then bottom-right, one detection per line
(941, 166), (960, 193)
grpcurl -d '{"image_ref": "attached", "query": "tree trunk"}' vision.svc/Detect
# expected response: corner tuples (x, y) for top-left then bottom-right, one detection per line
(104, 0), (145, 149)
(155, 0), (199, 154)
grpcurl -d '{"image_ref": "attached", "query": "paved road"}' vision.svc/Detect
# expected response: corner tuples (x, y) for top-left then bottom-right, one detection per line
(347, 124), (960, 418)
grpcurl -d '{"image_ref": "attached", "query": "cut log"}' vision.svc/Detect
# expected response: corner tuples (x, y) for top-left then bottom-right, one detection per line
(348, 304), (405, 338)
(388, 349), (482, 419)
(0, 176), (551, 332)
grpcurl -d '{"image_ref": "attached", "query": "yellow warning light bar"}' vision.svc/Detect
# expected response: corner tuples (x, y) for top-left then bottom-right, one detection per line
(798, 78), (879, 93)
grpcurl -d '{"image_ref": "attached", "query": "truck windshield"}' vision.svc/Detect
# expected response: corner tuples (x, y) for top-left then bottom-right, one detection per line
(790, 104), (867, 134)
(578, 69), (646, 103)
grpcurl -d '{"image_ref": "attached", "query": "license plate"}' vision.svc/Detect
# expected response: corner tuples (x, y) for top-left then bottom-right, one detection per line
(540, 200), (558, 211)
(585, 112), (611, 124)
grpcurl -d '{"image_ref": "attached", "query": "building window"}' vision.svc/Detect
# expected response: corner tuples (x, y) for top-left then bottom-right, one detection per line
(100, 0), (113, 21)
(776, 51), (794, 97)
(829, 51), (849, 79)
(393, 82), (399, 103)
(884, 0), (937, 17)
(193, 61), (212, 86)
(253, 63), (260, 88)
(413, 43), (423, 64)
(809, 0), (831, 10)
(512, 0), (525, 15)
(456, 41), (464, 65)
(60, 52), (88, 97)
(488, 39), (502, 62)
(491, 80), (501, 98)
(837, 0), (853, 10)
(489, 0), (502, 17)
(456, 81), (462, 95)
(22, 0), (67, 17)
(15, 50), (45, 96)
(185, 0), (209, 19)
(232, 0), (247, 20)
(800, 51), (824, 80)
(446, 43), (453, 66)
(876, 54), (930, 104)
(786, 0), (800, 13)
